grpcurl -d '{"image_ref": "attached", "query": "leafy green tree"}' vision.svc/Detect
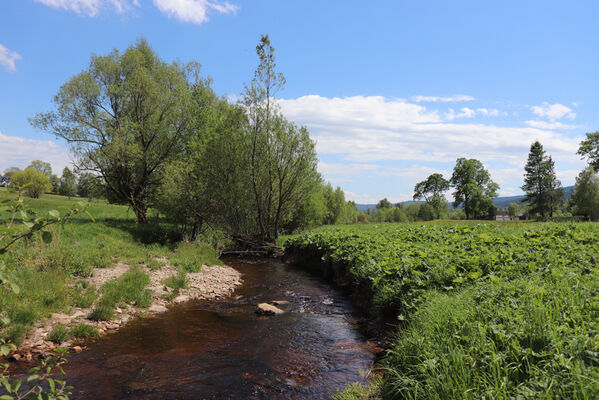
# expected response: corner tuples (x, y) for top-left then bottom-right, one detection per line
(2, 167), (21, 178)
(30, 38), (194, 223)
(417, 202), (436, 221)
(577, 131), (599, 169)
(241, 35), (320, 240)
(376, 198), (393, 209)
(450, 158), (499, 219)
(413, 173), (450, 219)
(49, 174), (60, 193)
(522, 141), (564, 220)
(59, 167), (77, 198)
(10, 168), (52, 198)
(77, 172), (103, 199)
(570, 166), (599, 220)
(507, 202), (520, 219)
(27, 160), (52, 178)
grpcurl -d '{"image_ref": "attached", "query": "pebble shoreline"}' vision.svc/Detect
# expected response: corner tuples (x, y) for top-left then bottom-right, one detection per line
(7, 263), (242, 361)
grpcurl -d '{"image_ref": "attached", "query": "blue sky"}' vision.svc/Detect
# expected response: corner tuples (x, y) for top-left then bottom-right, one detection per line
(1, 0), (598, 203)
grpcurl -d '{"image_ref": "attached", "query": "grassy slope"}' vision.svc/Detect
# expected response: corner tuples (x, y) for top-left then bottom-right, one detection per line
(285, 222), (599, 399)
(0, 188), (220, 343)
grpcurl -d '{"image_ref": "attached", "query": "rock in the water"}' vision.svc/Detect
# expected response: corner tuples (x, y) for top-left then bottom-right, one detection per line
(173, 295), (191, 304)
(270, 300), (289, 306)
(149, 304), (168, 313)
(256, 303), (284, 315)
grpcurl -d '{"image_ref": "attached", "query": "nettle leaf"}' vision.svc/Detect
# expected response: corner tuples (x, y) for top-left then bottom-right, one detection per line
(41, 231), (53, 244)
(48, 210), (60, 219)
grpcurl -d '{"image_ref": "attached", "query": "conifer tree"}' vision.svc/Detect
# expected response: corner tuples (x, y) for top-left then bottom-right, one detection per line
(521, 141), (564, 219)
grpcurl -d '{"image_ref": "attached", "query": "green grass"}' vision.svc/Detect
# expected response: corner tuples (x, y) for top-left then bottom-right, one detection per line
(0, 188), (221, 343)
(70, 323), (99, 339)
(98, 267), (152, 309)
(87, 305), (115, 321)
(48, 324), (71, 344)
(286, 222), (599, 399)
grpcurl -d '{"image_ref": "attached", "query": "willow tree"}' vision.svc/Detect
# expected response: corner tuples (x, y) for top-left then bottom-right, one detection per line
(241, 35), (320, 241)
(30, 39), (194, 223)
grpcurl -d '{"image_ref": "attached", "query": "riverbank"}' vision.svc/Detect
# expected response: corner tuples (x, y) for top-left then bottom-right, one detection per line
(285, 223), (599, 399)
(7, 261), (242, 361)
(0, 190), (235, 362)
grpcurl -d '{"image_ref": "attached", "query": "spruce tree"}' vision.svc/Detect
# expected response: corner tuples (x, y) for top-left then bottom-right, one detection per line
(522, 141), (564, 219)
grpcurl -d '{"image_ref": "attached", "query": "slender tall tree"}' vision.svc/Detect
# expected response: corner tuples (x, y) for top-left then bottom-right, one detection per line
(521, 141), (564, 219)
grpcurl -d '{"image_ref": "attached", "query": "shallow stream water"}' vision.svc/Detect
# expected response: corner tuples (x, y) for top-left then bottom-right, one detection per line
(62, 257), (377, 399)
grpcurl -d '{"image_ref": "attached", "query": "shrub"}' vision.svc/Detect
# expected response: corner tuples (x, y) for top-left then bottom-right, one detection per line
(10, 168), (52, 198)
(48, 324), (71, 344)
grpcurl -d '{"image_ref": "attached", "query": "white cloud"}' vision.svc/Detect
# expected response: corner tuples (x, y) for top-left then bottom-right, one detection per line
(0, 44), (21, 72)
(318, 161), (379, 176)
(278, 94), (583, 167)
(525, 120), (578, 130)
(153, 0), (238, 24)
(531, 102), (576, 121)
(411, 94), (474, 103)
(35, 0), (135, 16)
(445, 107), (503, 121)
(0, 130), (71, 175)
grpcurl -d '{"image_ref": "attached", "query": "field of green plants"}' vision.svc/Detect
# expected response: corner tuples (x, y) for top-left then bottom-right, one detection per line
(285, 222), (599, 399)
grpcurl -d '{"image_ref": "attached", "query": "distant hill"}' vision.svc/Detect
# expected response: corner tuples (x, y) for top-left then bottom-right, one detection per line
(356, 186), (575, 212)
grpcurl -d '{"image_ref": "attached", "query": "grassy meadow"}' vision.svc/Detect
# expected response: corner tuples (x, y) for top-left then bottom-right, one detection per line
(286, 222), (599, 399)
(0, 188), (220, 344)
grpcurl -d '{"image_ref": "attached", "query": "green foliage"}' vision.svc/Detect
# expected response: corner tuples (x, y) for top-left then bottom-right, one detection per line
(70, 323), (99, 339)
(168, 242), (219, 273)
(88, 305), (114, 322)
(577, 130), (599, 170)
(376, 198), (393, 209)
(98, 267), (152, 309)
(286, 222), (599, 398)
(70, 284), (98, 308)
(450, 158), (499, 219)
(1, 341), (72, 399)
(507, 202), (520, 218)
(9, 169), (52, 199)
(522, 141), (564, 220)
(48, 324), (71, 344)
(58, 167), (77, 198)
(413, 173), (450, 219)
(26, 160), (52, 179)
(570, 166), (599, 220)
(31, 38), (197, 223)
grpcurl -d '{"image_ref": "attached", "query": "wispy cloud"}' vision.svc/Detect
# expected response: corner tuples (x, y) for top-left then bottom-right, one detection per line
(0, 130), (71, 174)
(411, 94), (474, 103)
(531, 102), (576, 121)
(0, 44), (21, 72)
(153, 0), (238, 24)
(445, 107), (504, 120)
(525, 120), (578, 130)
(35, 0), (135, 16)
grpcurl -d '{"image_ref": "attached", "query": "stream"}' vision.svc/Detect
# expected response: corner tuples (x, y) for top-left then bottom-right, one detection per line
(61, 257), (377, 399)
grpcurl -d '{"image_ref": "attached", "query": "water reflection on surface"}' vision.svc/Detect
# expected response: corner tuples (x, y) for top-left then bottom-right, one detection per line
(64, 258), (377, 399)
